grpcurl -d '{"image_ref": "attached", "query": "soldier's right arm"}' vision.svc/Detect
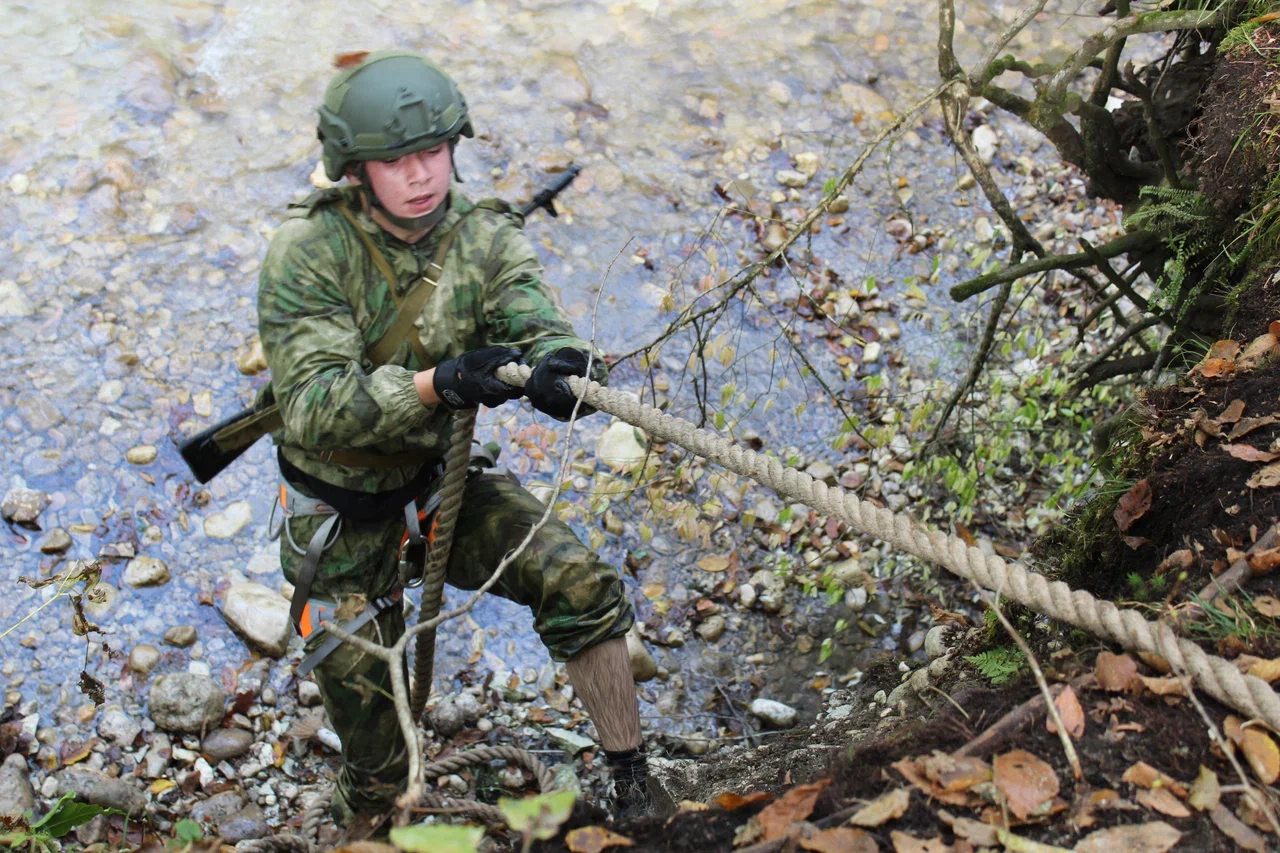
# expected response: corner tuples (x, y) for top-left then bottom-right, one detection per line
(257, 219), (431, 450)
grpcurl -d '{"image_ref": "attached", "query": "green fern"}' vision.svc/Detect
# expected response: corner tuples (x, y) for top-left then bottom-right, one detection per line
(965, 646), (1027, 685)
(1123, 186), (1219, 323)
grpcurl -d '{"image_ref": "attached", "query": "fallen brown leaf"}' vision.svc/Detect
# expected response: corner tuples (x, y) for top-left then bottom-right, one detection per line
(891, 757), (974, 807)
(1239, 727), (1280, 784)
(1121, 534), (1151, 550)
(1114, 480), (1152, 532)
(1209, 339), (1242, 362)
(1271, 320), (1280, 337)
(1224, 444), (1280, 463)
(1136, 652), (1171, 674)
(714, 792), (773, 811)
(937, 811), (997, 847)
(566, 826), (635, 853)
(1248, 547), (1280, 575)
(996, 828), (1072, 852)
(1136, 787), (1191, 818)
(1155, 548), (1194, 574)
(1046, 685), (1084, 737)
(799, 827), (878, 853)
(1121, 761), (1189, 798)
(1254, 595), (1280, 617)
(993, 750), (1059, 821)
(1244, 458), (1280, 484)
(757, 779), (831, 841)
(1201, 357), (1234, 378)
(1229, 415), (1280, 441)
(920, 752), (991, 792)
(1072, 789), (1135, 829)
(1218, 399), (1247, 424)
(1188, 765), (1220, 812)
(1239, 334), (1279, 369)
(1210, 804), (1269, 852)
(1138, 676), (1188, 697)
(848, 788), (909, 828)
(696, 555), (731, 573)
(1075, 821), (1181, 853)
(1095, 651), (1140, 692)
(1239, 789), (1279, 834)
(888, 831), (949, 853)
(1248, 658), (1280, 683)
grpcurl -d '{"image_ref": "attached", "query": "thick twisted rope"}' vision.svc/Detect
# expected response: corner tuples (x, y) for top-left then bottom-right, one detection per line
(411, 408), (477, 717)
(496, 363), (1280, 731)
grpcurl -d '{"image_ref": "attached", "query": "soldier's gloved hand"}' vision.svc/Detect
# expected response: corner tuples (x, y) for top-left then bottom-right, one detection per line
(525, 347), (602, 421)
(432, 346), (524, 409)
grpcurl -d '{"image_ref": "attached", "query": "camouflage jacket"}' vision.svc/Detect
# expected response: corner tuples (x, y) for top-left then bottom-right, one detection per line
(257, 185), (602, 493)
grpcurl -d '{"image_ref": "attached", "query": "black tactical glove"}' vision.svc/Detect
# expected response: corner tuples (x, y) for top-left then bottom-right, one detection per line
(432, 346), (523, 410)
(525, 347), (601, 421)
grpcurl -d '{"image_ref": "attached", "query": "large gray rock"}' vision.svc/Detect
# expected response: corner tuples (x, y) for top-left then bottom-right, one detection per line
(429, 693), (483, 739)
(201, 727), (253, 762)
(55, 767), (146, 816)
(221, 582), (290, 657)
(149, 673), (226, 733)
(189, 790), (245, 826)
(0, 754), (34, 819)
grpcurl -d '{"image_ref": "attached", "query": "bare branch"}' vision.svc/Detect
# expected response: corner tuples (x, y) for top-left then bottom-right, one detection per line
(969, 0), (1049, 91)
(979, 589), (1083, 780)
(1043, 8), (1224, 108)
(929, 280), (1014, 447)
(938, 0), (961, 80)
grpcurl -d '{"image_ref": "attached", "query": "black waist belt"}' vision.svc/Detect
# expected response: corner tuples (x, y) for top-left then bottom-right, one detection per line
(277, 449), (443, 522)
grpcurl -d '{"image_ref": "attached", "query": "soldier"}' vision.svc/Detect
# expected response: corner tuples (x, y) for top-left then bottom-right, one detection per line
(256, 50), (652, 828)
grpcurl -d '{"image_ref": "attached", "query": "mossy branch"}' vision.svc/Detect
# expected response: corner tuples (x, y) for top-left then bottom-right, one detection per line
(949, 231), (1158, 302)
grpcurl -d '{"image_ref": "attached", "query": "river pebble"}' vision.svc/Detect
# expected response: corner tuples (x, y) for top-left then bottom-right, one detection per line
(129, 644), (161, 674)
(38, 528), (72, 554)
(626, 628), (657, 683)
(202, 728), (253, 762)
(190, 790), (245, 826)
(696, 615), (726, 643)
(163, 625), (197, 647)
(0, 754), (34, 819)
(149, 673), (226, 733)
(204, 501), (251, 539)
(298, 680), (322, 707)
(219, 804), (269, 841)
(123, 556), (170, 587)
(749, 698), (798, 729)
(126, 445), (158, 465)
(98, 709), (142, 746)
(971, 124), (999, 164)
(597, 421), (648, 468)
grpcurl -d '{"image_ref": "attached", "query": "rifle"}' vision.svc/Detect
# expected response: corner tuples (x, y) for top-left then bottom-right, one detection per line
(179, 167), (583, 484)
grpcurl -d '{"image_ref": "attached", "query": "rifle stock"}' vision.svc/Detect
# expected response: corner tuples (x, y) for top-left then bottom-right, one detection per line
(180, 406), (259, 484)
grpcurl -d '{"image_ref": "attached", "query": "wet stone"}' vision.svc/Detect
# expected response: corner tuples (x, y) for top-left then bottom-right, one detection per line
(2, 488), (48, 526)
(545, 727), (595, 755)
(97, 380), (124, 404)
(971, 124), (998, 164)
(775, 169), (809, 189)
(204, 501), (251, 539)
(696, 615), (726, 643)
(907, 630), (925, 654)
(202, 728), (253, 762)
(126, 445), (158, 465)
(123, 556), (170, 587)
(129, 644), (161, 675)
(98, 709), (142, 746)
(38, 528), (72, 554)
(163, 625), (197, 648)
(149, 673), (226, 733)
(925, 625), (952, 660)
(15, 393), (62, 431)
(845, 587), (868, 611)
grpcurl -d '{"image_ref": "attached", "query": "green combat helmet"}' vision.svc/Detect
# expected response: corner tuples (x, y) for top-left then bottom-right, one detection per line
(317, 50), (473, 230)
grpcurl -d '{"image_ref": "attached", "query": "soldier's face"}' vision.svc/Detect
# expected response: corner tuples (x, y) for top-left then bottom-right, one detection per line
(363, 143), (452, 218)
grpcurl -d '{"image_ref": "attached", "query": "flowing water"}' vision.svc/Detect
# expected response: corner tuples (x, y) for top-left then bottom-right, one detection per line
(1, 0), (1119, 752)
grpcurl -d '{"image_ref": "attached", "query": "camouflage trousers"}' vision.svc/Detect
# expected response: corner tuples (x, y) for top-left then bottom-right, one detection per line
(279, 469), (634, 816)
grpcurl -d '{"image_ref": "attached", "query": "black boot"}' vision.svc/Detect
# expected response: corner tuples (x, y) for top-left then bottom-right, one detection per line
(606, 746), (664, 820)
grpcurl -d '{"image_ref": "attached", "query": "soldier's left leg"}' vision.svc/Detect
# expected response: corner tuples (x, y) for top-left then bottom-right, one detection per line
(444, 471), (639, 749)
